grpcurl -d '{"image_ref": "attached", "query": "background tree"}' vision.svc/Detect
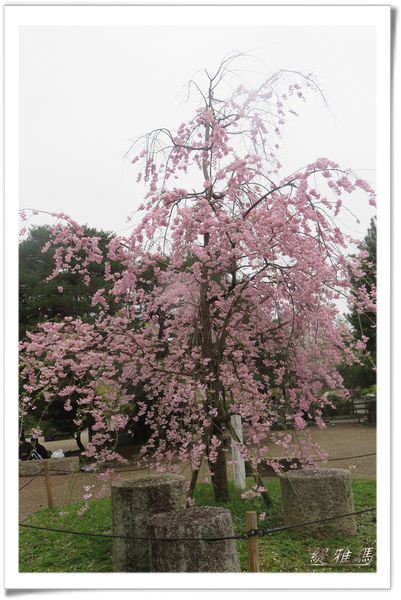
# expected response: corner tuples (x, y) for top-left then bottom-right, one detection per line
(340, 218), (376, 390)
(19, 224), (124, 447)
(20, 56), (376, 501)
(19, 225), (123, 340)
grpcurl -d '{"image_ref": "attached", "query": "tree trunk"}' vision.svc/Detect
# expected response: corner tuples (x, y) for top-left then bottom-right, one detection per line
(74, 429), (85, 452)
(188, 466), (201, 500)
(209, 443), (229, 502)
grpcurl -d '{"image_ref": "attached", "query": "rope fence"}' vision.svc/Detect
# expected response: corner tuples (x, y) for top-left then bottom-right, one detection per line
(19, 506), (375, 543)
(19, 451), (376, 479)
(317, 452), (376, 462)
(249, 507), (375, 537)
(19, 472), (43, 491)
(18, 451), (377, 513)
(19, 458), (376, 572)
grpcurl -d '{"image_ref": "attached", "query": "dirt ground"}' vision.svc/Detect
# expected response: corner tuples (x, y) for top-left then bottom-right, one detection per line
(19, 423), (376, 521)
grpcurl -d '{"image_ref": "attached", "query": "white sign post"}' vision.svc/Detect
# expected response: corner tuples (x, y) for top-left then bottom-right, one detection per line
(230, 414), (246, 490)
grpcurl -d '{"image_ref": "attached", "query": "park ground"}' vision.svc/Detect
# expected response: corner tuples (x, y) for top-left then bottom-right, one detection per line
(19, 479), (376, 573)
(19, 423), (375, 520)
(19, 422), (376, 573)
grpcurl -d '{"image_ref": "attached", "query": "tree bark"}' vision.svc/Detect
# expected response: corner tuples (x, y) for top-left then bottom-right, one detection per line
(199, 91), (229, 504)
(188, 465), (201, 500)
(209, 442), (229, 502)
(74, 429), (86, 452)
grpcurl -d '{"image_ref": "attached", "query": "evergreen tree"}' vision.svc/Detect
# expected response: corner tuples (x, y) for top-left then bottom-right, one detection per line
(19, 225), (122, 340)
(341, 219), (376, 390)
(19, 225), (123, 446)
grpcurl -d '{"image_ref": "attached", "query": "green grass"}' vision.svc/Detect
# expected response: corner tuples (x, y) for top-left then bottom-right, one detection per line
(19, 478), (376, 573)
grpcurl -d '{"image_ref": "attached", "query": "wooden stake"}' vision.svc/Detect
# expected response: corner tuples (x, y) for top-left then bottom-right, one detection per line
(246, 510), (260, 572)
(43, 461), (54, 510)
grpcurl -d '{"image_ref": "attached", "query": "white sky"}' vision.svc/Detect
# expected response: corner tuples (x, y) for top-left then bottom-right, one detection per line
(19, 25), (376, 238)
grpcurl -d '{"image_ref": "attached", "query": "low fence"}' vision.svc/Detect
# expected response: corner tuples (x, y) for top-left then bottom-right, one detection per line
(19, 456), (80, 477)
(19, 506), (375, 572)
(19, 453), (376, 572)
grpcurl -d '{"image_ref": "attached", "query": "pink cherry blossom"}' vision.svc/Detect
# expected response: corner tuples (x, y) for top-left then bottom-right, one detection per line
(19, 59), (375, 499)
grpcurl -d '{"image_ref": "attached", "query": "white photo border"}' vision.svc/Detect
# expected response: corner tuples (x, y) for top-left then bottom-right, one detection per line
(4, 2), (391, 590)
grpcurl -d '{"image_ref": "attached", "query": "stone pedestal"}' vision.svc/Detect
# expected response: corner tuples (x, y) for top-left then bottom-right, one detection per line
(111, 474), (187, 572)
(280, 468), (357, 537)
(147, 506), (241, 572)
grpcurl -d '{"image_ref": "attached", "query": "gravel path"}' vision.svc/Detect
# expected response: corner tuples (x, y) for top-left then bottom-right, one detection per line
(19, 423), (376, 521)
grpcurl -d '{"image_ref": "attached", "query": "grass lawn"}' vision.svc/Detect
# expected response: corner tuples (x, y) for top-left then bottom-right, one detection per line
(19, 478), (376, 573)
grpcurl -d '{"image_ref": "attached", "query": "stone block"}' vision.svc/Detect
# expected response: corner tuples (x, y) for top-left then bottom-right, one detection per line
(111, 474), (187, 572)
(280, 468), (357, 537)
(147, 506), (241, 572)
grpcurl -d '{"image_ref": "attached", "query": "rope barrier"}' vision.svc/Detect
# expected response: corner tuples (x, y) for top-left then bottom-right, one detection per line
(19, 467), (84, 476)
(19, 472), (42, 491)
(19, 451), (376, 479)
(250, 507), (376, 537)
(19, 506), (375, 543)
(112, 453), (376, 471)
(19, 522), (247, 542)
(317, 452), (376, 462)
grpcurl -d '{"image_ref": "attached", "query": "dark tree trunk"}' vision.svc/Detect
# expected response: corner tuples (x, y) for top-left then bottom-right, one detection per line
(209, 443), (229, 502)
(74, 429), (85, 452)
(188, 465), (201, 500)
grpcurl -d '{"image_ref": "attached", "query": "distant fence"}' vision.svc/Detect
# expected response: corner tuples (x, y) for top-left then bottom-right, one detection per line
(322, 395), (376, 424)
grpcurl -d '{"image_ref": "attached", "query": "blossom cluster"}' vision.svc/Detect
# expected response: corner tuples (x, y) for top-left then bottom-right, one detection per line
(19, 64), (376, 484)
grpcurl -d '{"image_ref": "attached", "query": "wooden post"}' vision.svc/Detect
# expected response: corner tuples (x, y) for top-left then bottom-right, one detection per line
(246, 510), (260, 572)
(43, 461), (54, 510)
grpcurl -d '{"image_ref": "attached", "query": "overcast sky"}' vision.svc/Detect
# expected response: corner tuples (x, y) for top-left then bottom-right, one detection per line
(19, 25), (376, 239)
